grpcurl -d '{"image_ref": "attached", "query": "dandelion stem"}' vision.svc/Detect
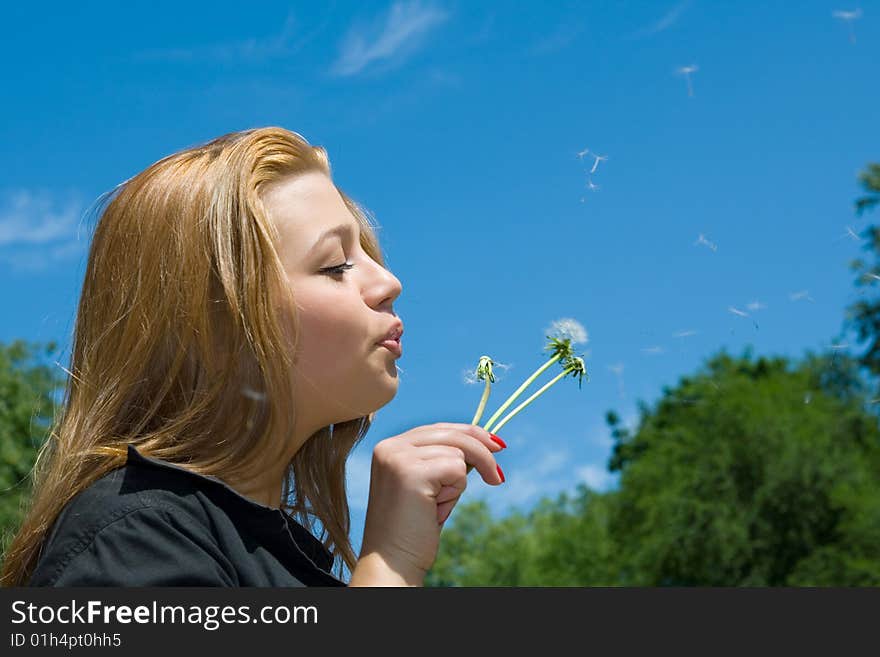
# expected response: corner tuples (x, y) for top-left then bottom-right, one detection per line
(471, 377), (492, 425)
(490, 367), (575, 434)
(481, 353), (563, 434)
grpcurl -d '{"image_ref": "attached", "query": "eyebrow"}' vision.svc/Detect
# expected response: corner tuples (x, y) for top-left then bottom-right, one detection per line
(307, 223), (358, 255)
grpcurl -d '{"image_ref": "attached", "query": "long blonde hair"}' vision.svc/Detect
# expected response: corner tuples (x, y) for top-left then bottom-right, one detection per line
(0, 127), (389, 585)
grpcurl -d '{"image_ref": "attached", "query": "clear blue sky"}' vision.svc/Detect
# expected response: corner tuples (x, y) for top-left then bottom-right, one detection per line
(1, 1), (878, 569)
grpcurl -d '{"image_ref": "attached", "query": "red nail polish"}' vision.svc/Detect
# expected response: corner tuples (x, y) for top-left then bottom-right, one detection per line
(490, 433), (507, 449)
(496, 464), (505, 483)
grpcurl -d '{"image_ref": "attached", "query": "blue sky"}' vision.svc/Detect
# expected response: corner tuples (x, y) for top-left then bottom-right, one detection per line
(1, 1), (878, 571)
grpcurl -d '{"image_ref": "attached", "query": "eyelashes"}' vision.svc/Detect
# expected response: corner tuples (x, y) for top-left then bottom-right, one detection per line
(321, 261), (355, 278)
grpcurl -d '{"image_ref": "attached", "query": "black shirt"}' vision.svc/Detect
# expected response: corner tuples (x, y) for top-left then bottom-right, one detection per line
(28, 445), (348, 587)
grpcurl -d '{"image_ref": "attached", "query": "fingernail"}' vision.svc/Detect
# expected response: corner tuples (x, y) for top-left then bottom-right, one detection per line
(496, 464), (505, 483)
(489, 433), (507, 449)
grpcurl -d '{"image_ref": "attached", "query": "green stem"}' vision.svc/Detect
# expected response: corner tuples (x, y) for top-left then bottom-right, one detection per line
(481, 353), (562, 434)
(490, 367), (574, 434)
(471, 378), (491, 425)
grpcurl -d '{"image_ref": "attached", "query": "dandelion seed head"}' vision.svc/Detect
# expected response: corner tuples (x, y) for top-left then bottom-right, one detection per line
(462, 360), (512, 385)
(547, 318), (589, 345)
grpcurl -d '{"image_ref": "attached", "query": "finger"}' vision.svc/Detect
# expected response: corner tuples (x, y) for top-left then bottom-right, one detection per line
(428, 422), (506, 453)
(415, 445), (466, 462)
(410, 432), (501, 486)
(436, 483), (465, 505)
(438, 498), (459, 525)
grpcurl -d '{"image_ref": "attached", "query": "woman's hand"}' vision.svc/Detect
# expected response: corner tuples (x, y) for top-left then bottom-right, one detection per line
(350, 422), (505, 586)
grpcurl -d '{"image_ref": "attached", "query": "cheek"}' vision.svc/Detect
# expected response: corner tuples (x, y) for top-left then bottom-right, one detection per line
(295, 295), (365, 372)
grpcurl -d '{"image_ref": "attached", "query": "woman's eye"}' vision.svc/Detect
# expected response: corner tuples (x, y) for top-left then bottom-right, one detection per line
(321, 262), (355, 278)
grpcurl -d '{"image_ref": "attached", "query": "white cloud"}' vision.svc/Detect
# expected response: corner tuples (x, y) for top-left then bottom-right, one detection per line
(527, 22), (584, 55)
(0, 189), (87, 272)
(329, 1), (450, 77)
(627, 1), (691, 40)
(133, 11), (320, 63)
(0, 189), (83, 246)
(575, 463), (615, 491)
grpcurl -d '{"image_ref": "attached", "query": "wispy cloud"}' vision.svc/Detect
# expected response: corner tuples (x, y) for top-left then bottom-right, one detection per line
(329, 1), (450, 77)
(627, 1), (691, 40)
(527, 22), (584, 56)
(0, 189), (87, 272)
(575, 463), (615, 491)
(133, 11), (322, 63)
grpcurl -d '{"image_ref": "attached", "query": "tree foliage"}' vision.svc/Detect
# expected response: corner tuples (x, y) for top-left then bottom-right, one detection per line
(428, 348), (880, 586)
(0, 340), (64, 562)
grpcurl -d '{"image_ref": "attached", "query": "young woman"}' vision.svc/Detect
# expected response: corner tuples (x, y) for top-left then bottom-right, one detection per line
(0, 128), (506, 587)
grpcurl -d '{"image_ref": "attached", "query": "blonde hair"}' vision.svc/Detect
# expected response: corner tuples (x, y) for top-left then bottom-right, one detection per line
(0, 127), (389, 585)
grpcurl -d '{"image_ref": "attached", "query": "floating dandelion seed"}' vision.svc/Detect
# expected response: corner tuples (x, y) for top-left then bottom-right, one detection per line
(832, 8), (862, 43)
(804, 392), (812, 405)
(694, 233), (717, 251)
(746, 301), (767, 312)
(862, 272), (880, 283)
(835, 225), (865, 243)
(589, 153), (608, 174)
(790, 290), (815, 302)
(728, 306), (749, 318)
(676, 64), (698, 97)
(241, 386), (266, 402)
(673, 329), (698, 338)
(585, 178), (600, 191)
(642, 346), (665, 355)
(607, 362), (625, 399)
(576, 147), (590, 161)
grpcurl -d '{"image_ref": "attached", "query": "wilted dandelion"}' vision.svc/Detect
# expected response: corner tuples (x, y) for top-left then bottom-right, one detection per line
(832, 9), (862, 43)
(676, 64), (698, 97)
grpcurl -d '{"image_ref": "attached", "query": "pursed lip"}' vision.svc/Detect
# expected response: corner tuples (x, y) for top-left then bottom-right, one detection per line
(377, 339), (402, 357)
(376, 321), (404, 344)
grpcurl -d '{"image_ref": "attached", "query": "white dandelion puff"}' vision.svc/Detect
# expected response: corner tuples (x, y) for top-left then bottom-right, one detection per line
(546, 318), (589, 345)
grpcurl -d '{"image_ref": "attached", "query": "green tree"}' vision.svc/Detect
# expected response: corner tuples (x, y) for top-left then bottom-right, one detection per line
(426, 488), (618, 586)
(844, 162), (880, 384)
(0, 340), (64, 563)
(428, 348), (880, 586)
(607, 347), (880, 586)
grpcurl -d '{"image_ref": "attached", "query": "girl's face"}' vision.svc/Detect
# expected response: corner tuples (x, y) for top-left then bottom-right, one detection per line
(262, 171), (403, 438)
